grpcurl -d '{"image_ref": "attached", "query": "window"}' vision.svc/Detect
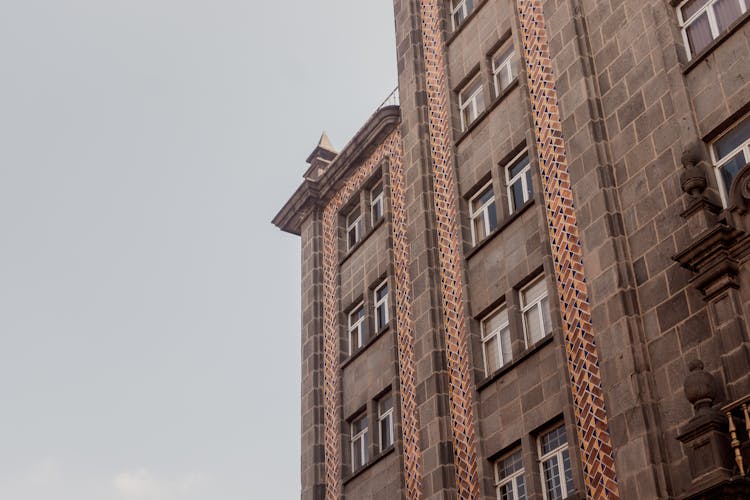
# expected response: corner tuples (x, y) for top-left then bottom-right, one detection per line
(451, 0), (475, 30)
(481, 305), (512, 375)
(492, 46), (519, 97)
(374, 281), (389, 332)
(494, 449), (526, 500)
(677, 0), (748, 59)
(346, 207), (362, 251)
(538, 425), (574, 500)
(377, 394), (394, 451)
(371, 182), (384, 225)
(348, 304), (366, 354)
(459, 75), (486, 131)
(506, 151), (533, 213)
(469, 182), (498, 244)
(351, 414), (369, 471)
(711, 113), (750, 206)
(520, 277), (552, 346)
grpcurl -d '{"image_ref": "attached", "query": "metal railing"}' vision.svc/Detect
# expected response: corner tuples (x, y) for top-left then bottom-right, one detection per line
(722, 394), (750, 476)
(376, 87), (400, 110)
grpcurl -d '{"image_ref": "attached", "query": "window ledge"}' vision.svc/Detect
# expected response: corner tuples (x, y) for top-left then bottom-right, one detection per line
(455, 78), (520, 148)
(341, 324), (391, 371)
(476, 333), (555, 392)
(683, 11), (750, 74)
(446, 0), (488, 46)
(340, 217), (386, 267)
(343, 445), (395, 485)
(465, 197), (535, 261)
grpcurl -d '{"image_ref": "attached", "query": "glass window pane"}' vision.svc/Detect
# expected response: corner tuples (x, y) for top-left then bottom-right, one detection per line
(681, 0), (710, 19)
(474, 215), (487, 241)
(543, 456), (563, 500)
(380, 417), (392, 449)
(525, 307), (543, 344)
(379, 395), (392, 413)
(485, 335), (500, 373)
(461, 78), (482, 102)
(500, 327), (513, 365)
(472, 186), (493, 211)
(517, 476), (526, 500)
(541, 296), (552, 335)
(494, 47), (513, 70)
(511, 180), (525, 211)
(525, 169), (534, 199)
(510, 154), (530, 178)
(376, 284), (388, 301)
(714, 0), (743, 32)
(686, 13), (713, 55)
(522, 279), (547, 305)
(715, 115), (750, 159)
(487, 202), (498, 232)
(475, 90), (486, 115)
(720, 152), (747, 193)
(562, 449), (574, 495)
(484, 307), (508, 333)
(353, 440), (363, 469)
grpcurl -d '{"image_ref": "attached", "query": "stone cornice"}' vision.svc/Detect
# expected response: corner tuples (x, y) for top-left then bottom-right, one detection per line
(272, 106), (400, 235)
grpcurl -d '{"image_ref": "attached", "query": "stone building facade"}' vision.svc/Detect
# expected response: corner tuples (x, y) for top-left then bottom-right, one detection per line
(273, 0), (750, 498)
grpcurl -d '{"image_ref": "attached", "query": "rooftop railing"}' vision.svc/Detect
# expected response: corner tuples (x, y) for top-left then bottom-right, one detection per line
(376, 87), (400, 110)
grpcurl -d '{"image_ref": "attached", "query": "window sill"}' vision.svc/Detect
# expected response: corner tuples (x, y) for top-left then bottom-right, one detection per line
(683, 11), (750, 74)
(476, 333), (554, 392)
(465, 197), (535, 261)
(343, 445), (395, 485)
(341, 324), (391, 371)
(446, 0), (488, 46)
(340, 217), (386, 267)
(455, 78), (520, 148)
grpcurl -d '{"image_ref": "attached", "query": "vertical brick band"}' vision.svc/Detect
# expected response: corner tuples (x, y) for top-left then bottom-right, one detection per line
(419, 1), (482, 498)
(321, 130), (423, 499)
(516, 1), (620, 498)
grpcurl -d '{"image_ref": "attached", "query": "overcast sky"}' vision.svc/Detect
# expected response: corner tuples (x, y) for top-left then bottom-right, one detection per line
(0, 1), (396, 498)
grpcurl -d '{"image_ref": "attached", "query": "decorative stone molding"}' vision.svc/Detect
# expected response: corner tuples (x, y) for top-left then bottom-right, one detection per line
(677, 361), (750, 499)
(728, 162), (750, 215)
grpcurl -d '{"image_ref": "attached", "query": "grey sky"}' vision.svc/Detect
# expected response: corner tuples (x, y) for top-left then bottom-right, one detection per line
(0, 1), (396, 498)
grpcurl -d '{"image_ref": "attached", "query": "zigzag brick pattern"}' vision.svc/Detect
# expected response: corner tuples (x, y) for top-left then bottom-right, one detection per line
(419, 0), (482, 498)
(516, 1), (620, 498)
(321, 130), (423, 499)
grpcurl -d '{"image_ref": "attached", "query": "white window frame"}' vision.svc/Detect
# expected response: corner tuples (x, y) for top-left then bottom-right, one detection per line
(459, 75), (485, 131)
(494, 448), (526, 500)
(492, 46), (517, 97)
(350, 414), (369, 471)
(480, 305), (511, 375)
(377, 394), (394, 451)
(469, 181), (497, 245)
(538, 425), (573, 500)
(346, 207), (362, 251)
(348, 303), (366, 354)
(710, 113), (750, 207)
(450, 0), (474, 31)
(505, 150), (532, 213)
(677, 0), (748, 60)
(374, 280), (390, 332)
(520, 276), (551, 347)
(371, 182), (384, 226)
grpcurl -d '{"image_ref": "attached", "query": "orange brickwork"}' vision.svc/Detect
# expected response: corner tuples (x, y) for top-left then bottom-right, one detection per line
(321, 130), (423, 499)
(419, 0), (483, 498)
(516, 1), (620, 497)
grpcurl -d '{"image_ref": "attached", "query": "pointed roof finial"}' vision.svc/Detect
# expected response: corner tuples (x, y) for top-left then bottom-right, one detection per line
(306, 131), (338, 164)
(317, 131), (336, 153)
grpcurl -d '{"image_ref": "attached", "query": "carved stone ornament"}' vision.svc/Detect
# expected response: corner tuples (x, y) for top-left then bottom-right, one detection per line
(728, 162), (750, 214)
(684, 359), (718, 415)
(681, 142), (709, 197)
